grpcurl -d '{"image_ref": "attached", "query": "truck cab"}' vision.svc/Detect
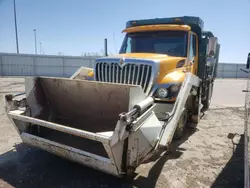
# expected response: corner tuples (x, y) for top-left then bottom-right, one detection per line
(94, 16), (220, 114)
(119, 20), (199, 102)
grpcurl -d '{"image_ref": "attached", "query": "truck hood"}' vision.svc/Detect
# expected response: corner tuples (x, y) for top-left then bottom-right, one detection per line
(118, 53), (168, 60)
(117, 53), (185, 63)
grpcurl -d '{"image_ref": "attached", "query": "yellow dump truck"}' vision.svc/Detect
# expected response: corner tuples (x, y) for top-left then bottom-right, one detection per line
(5, 16), (220, 176)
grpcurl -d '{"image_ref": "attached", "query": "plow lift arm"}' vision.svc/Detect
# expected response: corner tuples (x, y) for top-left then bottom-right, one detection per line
(5, 72), (200, 176)
(158, 73), (200, 147)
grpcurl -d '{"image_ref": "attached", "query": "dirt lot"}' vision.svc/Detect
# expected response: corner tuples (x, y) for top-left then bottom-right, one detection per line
(0, 78), (246, 188)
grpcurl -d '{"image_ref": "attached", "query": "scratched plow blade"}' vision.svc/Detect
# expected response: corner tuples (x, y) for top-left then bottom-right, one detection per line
(37, 77), (146, 132)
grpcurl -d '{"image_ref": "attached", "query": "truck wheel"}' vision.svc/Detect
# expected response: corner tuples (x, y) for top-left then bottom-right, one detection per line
(203, 82), (213, 111)
(174, 109), (188, 140)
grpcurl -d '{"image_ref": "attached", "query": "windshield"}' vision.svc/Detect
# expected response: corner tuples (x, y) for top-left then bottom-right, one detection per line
(119, 31), (188, 57)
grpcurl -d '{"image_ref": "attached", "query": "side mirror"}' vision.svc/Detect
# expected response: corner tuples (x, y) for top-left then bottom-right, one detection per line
(207, 37), (218, 56)
(247, 53), (250, 69)
(206, 57), (215, 67)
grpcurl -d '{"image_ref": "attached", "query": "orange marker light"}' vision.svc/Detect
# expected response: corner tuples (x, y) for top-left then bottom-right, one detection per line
(174, 18), (181, 21)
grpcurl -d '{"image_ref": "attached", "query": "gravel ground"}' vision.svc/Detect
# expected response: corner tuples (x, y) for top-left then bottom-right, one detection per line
(0, 78), (246, 188)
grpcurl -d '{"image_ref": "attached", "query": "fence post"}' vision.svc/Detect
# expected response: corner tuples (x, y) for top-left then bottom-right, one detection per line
(236, 64), (239, 79)
(62, 57), (65, 77)
(0, 55), (3, 76)
(222, 64), (224, 78)
(33, 56), (36, 76)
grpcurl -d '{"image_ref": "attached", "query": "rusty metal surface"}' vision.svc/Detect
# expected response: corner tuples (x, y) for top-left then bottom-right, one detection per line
(8, 111), (110, 144)
(21, 77), (146, 159)
(37, 78), (142, 133)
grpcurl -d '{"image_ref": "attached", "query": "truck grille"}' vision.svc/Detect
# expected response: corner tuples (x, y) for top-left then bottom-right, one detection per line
(95, 62), (153, 93)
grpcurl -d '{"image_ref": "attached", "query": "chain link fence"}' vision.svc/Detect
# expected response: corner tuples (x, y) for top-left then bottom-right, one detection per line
(0, 53), (248, 78)
(217, 63), (248, 78)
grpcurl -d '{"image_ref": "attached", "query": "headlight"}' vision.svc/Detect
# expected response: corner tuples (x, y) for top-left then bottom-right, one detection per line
(170, 85), (180, 93)
(157, 88), (168, 98)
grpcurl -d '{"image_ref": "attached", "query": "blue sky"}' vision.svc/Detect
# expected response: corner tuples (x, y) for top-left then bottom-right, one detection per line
(0, 0), (250, 63)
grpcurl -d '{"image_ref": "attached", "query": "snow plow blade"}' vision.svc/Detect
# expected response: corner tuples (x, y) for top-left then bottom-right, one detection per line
(5, 77), (162, 176)
(5, 73), (200, 176)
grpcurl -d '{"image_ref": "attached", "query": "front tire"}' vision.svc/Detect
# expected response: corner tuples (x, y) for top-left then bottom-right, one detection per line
(174, 109), (188, 140)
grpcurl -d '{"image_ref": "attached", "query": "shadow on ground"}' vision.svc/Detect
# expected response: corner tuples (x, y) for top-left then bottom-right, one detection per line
(0, 128), (197, 188)
(131, 127), (197, 188)
(211, 134), (244, 188)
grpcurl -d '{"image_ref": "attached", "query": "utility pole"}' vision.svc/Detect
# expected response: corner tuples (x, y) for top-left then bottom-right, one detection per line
(104, 38), (108, 56)
(39, 42), (42, 54)
(33, 29), (37, 54)
(13, 0), (19, 53)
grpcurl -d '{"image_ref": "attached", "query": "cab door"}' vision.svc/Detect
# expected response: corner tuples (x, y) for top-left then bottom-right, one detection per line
(187, 32), (198, 75)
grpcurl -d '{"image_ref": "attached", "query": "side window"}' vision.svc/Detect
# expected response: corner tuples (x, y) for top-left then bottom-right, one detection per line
(192, 34), (197, 56)
(126, 37), (132, 53)
(189, 34), (193, 58)
(189, 33), (197, 59)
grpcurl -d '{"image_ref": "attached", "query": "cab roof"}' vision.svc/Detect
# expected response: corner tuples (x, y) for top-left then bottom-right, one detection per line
(126, 16), (204, 37)
(122, 24), (191, 33)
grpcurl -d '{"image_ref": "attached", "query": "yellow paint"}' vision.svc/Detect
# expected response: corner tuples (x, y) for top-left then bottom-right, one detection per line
(157, 57), (187, 83)
(118, 53), (169, 60)
(122, 24), (191, 33)
(87, 70), (94, 77)
(159, 70), (186, 84)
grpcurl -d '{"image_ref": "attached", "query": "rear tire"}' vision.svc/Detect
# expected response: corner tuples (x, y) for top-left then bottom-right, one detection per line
(202, 82), (213, 111)
(174, 109), (188, 140)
